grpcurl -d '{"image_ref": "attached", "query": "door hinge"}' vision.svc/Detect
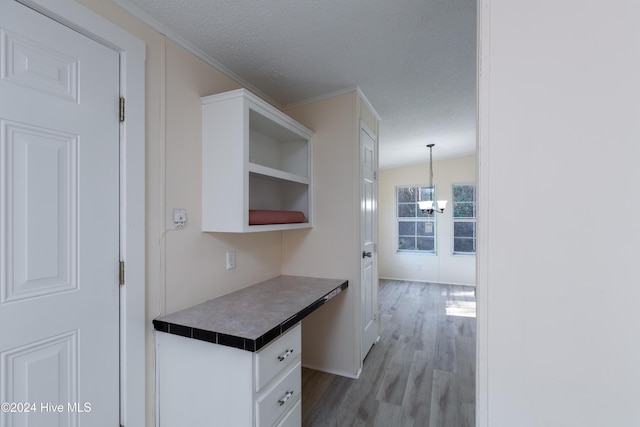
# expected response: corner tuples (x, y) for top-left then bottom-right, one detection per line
(119, 261), (125, 286)
(119, 97), (125, 122)
(373, 171), (377, 180)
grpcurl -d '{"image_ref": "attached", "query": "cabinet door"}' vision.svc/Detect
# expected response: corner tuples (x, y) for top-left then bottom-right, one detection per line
(156, 332), (253, 426)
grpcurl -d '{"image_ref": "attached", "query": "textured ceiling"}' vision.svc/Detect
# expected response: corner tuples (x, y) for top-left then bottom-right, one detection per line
(115, 0), (477, 168)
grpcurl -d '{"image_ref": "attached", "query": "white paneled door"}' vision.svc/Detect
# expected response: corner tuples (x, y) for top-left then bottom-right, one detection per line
(360, 123), (378, 361)
(0, 1), (120, 425)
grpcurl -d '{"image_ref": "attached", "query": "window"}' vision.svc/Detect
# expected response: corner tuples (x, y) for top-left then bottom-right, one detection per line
(453, 184), (476, 254)
(397, 186), (436, 253)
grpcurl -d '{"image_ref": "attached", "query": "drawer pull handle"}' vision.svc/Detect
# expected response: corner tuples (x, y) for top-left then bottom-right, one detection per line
(278, 390), (294, 406)
(277, 348), (294, 361)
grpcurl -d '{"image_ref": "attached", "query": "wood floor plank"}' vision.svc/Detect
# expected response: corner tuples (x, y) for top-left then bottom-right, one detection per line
(369, 401), (415, 427)
(401, 350), (436, 423)
(375, 334), (416, 405)
(302, 280), (476, 427)
(429, 369), (458, 427)
(454, 336), (476, 404)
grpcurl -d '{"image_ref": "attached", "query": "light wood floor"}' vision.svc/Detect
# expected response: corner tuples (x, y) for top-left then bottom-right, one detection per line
(301, 279), (476, 427)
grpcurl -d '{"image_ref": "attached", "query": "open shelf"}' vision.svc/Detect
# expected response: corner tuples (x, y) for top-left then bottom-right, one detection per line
(202, 89), (313, 232)
(248, 163), (310, 185)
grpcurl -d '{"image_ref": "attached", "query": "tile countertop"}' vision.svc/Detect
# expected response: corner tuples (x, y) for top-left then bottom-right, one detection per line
(153, 275), (348, 352)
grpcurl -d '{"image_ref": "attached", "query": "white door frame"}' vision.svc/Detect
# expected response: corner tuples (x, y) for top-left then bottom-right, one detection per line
(477, 0), (489, 426)
(15, 1), (146, 426)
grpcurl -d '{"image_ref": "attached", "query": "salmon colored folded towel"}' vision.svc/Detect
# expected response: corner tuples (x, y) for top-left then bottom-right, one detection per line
(249, 210), (305, 225)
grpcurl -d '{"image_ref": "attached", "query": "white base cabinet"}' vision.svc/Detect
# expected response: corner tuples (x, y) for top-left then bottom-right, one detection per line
(156, 324), (302, 427)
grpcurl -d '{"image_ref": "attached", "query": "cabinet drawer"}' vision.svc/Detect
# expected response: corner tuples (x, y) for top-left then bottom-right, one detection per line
(255, 324), (301, 390)
(276, 399), (301, 427)
(256, 361), (301, 427)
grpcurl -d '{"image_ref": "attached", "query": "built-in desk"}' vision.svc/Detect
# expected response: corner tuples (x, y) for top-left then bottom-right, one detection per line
(154, 275), (347, 427)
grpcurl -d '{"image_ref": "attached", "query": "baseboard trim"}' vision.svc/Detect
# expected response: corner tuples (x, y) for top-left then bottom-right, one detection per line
(378, 277), (476, 287)
(301, 362), (361, 379)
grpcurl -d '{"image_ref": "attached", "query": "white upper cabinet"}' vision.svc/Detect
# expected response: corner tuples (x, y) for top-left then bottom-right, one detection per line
(202, 89), (313, 232)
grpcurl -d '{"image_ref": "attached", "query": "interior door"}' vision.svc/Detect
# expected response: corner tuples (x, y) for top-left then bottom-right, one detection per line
(0, 1), (121, 425)
(360, 123), (378, 361)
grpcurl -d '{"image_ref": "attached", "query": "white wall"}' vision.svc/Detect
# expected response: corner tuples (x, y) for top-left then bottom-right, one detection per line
(379, 155), (476, 286)
(478, 1), (640, 426)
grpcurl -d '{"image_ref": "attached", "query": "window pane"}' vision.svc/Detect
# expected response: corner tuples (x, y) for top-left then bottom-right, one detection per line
(416, 221), (435, 236)
(453, 202), (475, 218)
(397, 187), (416, 203)
(399, 236), (416, 250)
(416, 207), (434, 218)
(399, 221), (416, 236)
(453, 185), (475, 202)
(454, 237), (475, 253)
(398, 203), (416, 218)
(454, 222), (475, 238)
(419, 187), (434, 203)
(417, 237), (434, 251)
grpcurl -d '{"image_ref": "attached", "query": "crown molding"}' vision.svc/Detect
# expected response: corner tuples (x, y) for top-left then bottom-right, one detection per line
(285, 85), (381, 122)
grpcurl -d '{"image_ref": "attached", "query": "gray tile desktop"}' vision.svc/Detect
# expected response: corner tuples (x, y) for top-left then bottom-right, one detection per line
(153, 275), (347, 352)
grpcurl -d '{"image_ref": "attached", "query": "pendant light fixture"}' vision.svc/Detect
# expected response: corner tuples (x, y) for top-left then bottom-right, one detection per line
(418, 144), (447, 214)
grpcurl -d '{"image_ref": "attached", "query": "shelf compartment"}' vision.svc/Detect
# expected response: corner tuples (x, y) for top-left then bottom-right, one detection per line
(249, 111), (309, 179)
(249, 175), (309, 221)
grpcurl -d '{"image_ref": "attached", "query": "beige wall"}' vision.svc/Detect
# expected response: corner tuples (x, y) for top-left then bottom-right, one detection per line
(379, 155), (476, 285)
(74, 2), (285, 425)
(283, 92), (360, 376)
(163, 38), (284, 313)
(283, 91), (379, 377)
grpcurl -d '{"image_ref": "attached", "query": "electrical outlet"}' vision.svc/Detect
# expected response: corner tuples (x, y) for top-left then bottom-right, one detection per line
(173, 208), (186, 229)
(226, 250), (236, 270)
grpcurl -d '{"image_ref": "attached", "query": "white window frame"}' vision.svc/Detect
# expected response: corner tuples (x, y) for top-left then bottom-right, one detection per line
(452, 183), (476, 255)
(396, 185), (437, 253)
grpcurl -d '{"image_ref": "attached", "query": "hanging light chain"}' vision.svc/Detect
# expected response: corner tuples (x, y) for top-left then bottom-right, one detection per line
(428, 143), (434, 201)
